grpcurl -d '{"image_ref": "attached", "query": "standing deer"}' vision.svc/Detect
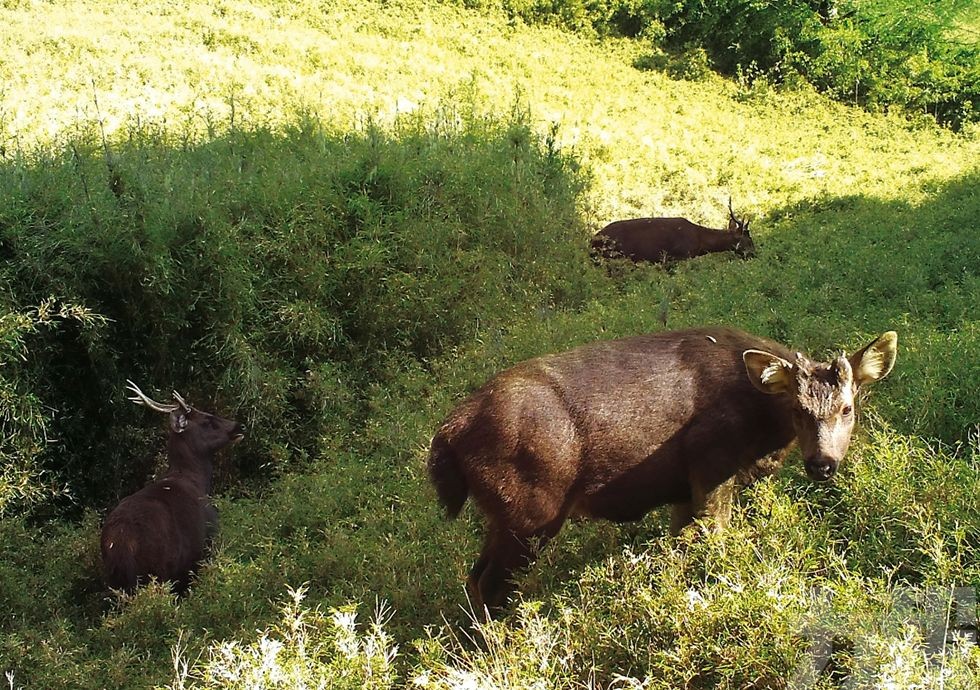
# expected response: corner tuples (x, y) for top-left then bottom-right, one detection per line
(428, 327), (897, 613)
(591, 198), (754, 263)
(100, 381), (245, 593)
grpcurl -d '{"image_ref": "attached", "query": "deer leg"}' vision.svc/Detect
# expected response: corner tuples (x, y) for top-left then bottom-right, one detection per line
(690, 476), (736, 532)
(466, 533), (495, 610)
(470, 522), (561, 617)
(470, 530), (535, 616)
(468, 528), (516, 614)
(669, 501), (696, 536)
(736, 446), (792, 488)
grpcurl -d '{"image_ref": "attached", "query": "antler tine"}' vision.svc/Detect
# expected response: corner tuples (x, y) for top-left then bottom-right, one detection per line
(172, 390), (192, 414)
(728, 195), (736, 221)
(126, 379), (178, 413)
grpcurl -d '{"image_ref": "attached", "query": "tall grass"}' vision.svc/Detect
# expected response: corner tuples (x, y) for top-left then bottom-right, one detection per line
(0, 1), (978, 688)
(169, 586), (398, 690)
(0, 106), (596, 514)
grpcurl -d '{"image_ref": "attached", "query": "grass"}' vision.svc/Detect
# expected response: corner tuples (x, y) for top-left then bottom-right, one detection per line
(1, 0), (978, 688)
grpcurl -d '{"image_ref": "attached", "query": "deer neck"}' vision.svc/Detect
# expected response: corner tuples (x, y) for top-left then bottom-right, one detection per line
(166, 436), (215, 495)
(700, 228), (739, 252)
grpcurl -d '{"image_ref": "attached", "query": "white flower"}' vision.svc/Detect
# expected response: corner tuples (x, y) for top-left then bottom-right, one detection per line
(685, 589), (707, 610)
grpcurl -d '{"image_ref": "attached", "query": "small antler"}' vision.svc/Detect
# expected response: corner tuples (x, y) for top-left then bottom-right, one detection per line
(728, 196), (737, 222)
(126, 380), (178, 413)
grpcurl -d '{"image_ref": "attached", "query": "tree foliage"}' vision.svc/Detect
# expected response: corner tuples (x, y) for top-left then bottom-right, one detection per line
(486, 0), (980, 128)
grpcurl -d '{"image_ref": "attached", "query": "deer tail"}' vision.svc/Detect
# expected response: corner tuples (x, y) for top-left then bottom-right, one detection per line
(427, 431), (468, 519)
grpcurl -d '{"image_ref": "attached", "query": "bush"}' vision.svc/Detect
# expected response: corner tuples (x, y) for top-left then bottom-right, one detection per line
(476, 0), (980, 128)
(0, 299), (106, 516)
(667, 45), (713, 82)
(415, 527), (980, 689)
(170, 587), (398, 690)
(650, 0), (980, 128)
(463, 0), (655, 38)
(0, 105), (597, 514)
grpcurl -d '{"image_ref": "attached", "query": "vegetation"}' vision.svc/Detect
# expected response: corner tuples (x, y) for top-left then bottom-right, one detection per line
(0, 107), (592, 514)
(1, 0), (978, 688)
(478, 0), (980, 129)
(0, 300), (106, 515)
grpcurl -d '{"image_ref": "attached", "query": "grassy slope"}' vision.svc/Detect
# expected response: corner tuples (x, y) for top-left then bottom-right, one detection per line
(1, 0), (978, 688)
(3, 0), (975, 221)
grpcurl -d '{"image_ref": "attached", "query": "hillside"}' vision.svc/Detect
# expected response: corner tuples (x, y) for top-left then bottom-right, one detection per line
(4, 0), (976, 220)
(1, 1), (978, 688)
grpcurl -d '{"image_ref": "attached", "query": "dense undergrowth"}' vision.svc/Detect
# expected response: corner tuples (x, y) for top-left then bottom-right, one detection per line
(1, 0), (979, 688)
(0, 107), (594, 515)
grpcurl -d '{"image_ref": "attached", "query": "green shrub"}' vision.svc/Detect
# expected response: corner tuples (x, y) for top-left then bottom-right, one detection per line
(416, 524), (980, 689)
(481, 0), (980, 128)
(170, 587), (398, 690)
(0, 299), (106, 516)
(0, 105), (597, 514)
(667, 45), (713, 82)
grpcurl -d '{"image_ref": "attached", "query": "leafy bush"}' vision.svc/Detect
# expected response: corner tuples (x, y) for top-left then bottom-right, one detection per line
(171, 587), (398, 690)
(0, 299), (106, 516)
(416, 526), (980, 689)
(460, 0), (648, 38)
(667, 45), (713, 82)
(0, 106), (597, 513)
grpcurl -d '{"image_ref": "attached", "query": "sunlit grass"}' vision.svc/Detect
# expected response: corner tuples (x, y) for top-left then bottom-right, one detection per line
(1, 1), (978, 688)
(2, 0), (976, 226)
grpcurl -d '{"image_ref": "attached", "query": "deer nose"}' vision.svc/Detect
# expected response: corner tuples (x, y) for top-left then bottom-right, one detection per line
(805, 457), (837, 482)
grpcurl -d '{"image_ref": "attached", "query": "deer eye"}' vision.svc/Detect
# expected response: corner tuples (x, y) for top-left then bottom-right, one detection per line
(842, 405), (853, 417)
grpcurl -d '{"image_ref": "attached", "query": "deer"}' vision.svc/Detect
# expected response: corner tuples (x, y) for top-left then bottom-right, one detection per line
(100, 381), (245, 593)
(428, 327), (897, 614)
(591, 198), (754, 263)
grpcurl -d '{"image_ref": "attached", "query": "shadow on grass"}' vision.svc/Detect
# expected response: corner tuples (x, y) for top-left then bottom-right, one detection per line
(744, 170), (980, 444)
(1, 114), (977, 688)
(0, 111), (597, 519)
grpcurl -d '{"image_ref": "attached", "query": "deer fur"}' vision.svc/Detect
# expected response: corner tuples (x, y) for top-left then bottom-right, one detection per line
(100, 382), (245, 593)
(428, 327), (897, 613)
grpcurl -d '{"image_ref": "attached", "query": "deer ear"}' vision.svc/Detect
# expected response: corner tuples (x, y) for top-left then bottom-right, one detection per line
(849, 331), (897, 386)
(170, 411), (189, 434)
(743, 349), (793, 394)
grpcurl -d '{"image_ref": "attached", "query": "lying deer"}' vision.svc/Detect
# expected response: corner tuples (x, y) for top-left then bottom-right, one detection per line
(591, 198), (754, 263)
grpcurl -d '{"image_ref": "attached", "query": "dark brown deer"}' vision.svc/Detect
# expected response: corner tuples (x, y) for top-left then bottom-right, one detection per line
(100, 381), (245, 593)
(428, 327), (896, 612)
(591, 199), (754, 263)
